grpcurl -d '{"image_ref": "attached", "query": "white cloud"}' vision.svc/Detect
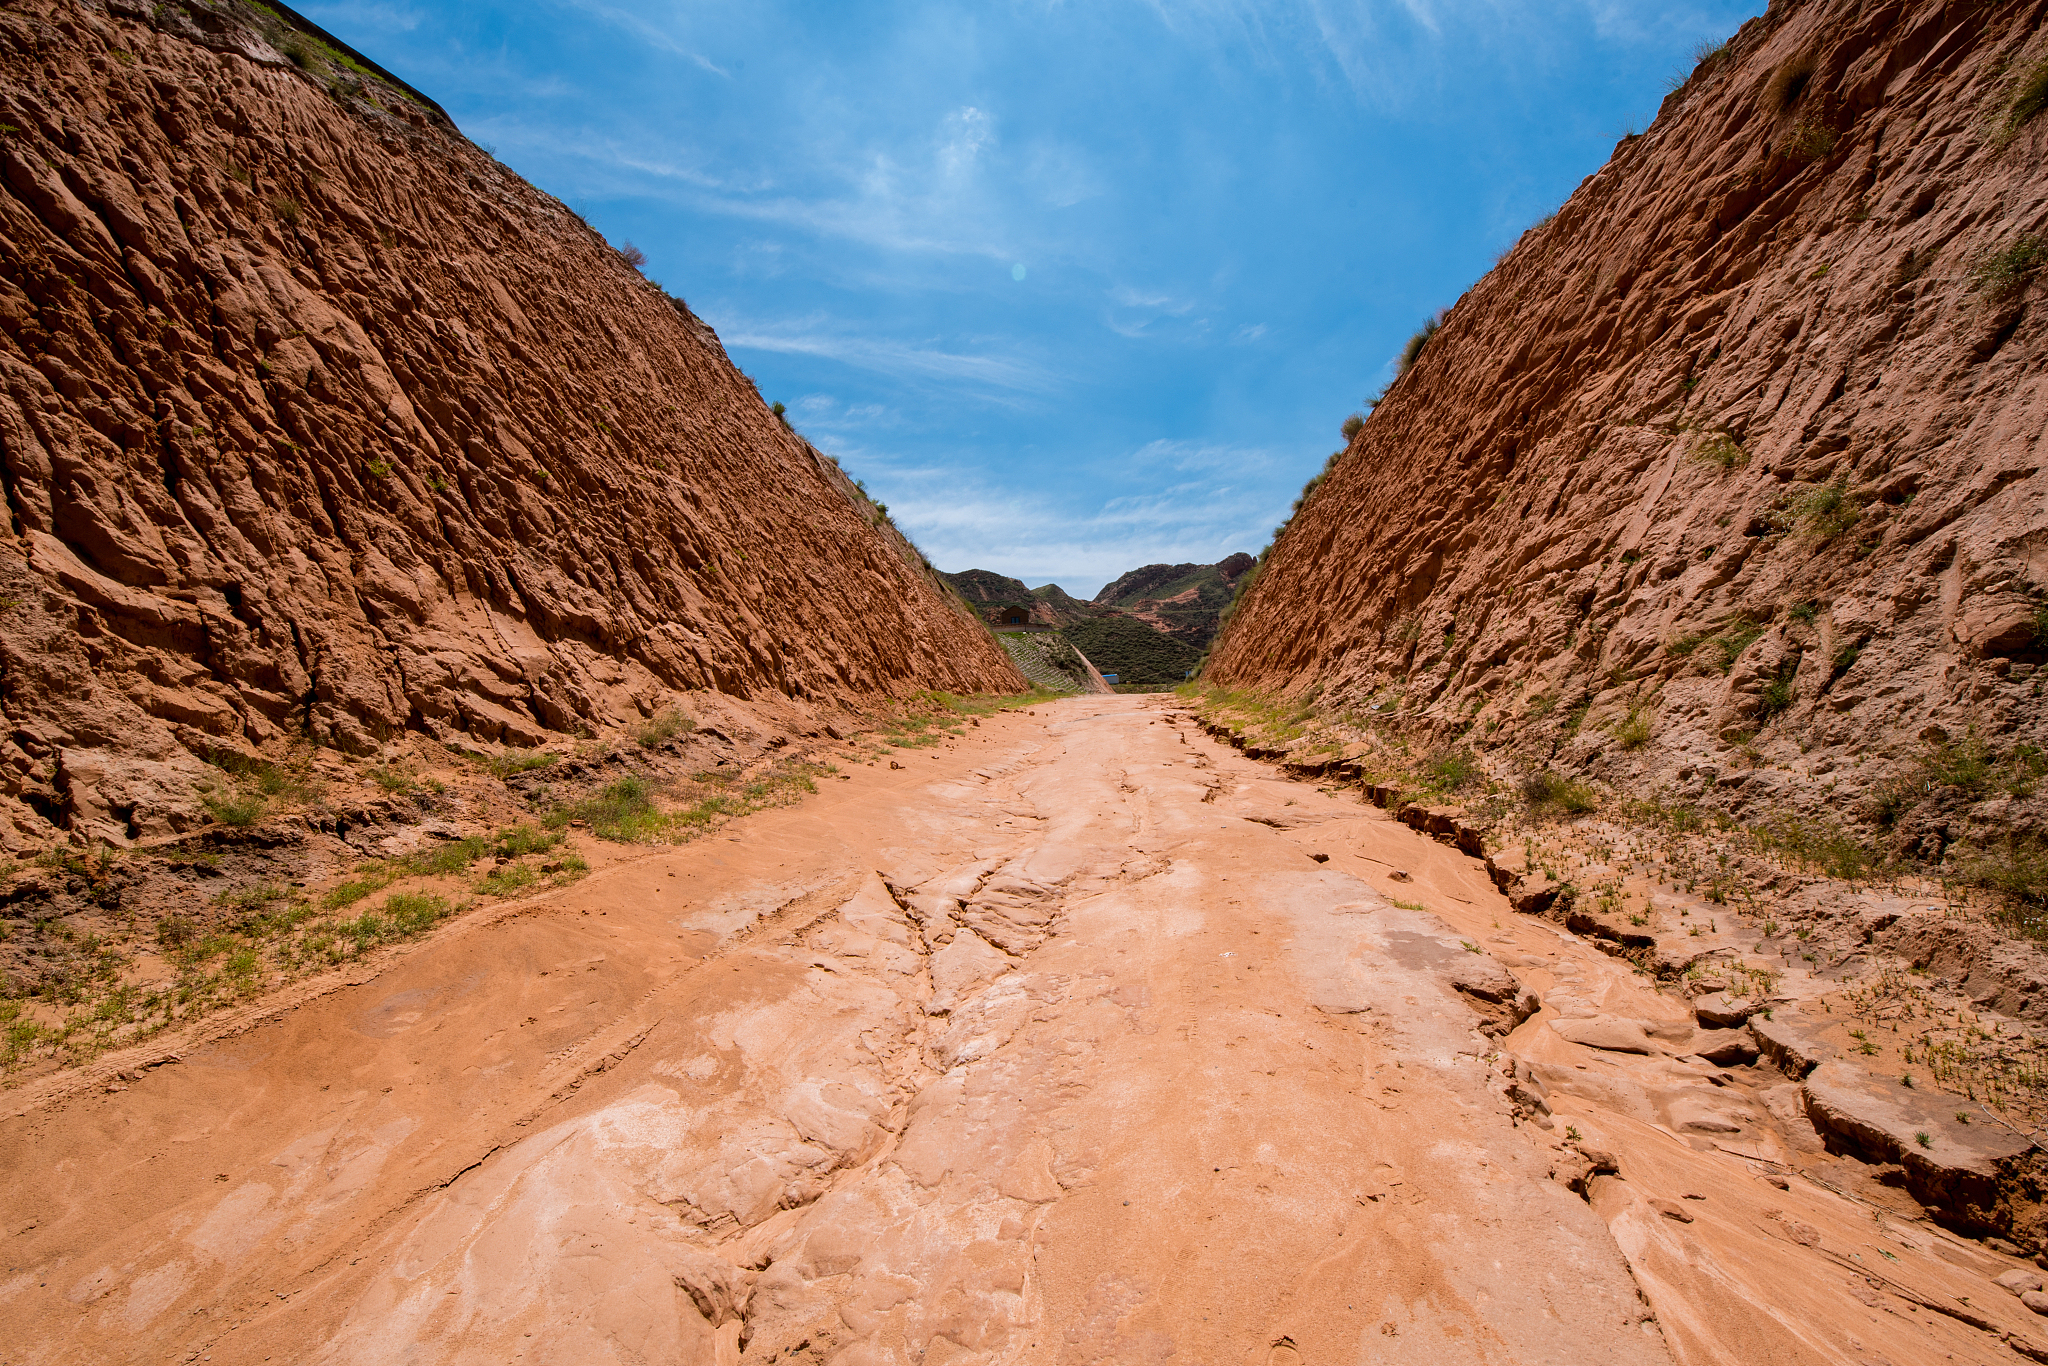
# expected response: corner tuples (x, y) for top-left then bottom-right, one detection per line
(717, 315), (1055, 395)
(298, 1), (423, 33)
(558, 0), (729, 74)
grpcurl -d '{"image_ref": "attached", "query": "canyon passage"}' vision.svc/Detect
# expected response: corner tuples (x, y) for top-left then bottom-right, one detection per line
(13, 0), (2048, 1361)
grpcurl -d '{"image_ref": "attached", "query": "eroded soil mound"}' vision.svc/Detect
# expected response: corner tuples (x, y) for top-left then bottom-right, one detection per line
(1210, 0), (2048, 864)
(0, 0), (1020, 851)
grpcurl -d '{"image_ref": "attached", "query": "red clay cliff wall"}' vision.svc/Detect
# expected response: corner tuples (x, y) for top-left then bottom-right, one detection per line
(1210, 0), (2048, 859)
(0, 0), (1022, 849)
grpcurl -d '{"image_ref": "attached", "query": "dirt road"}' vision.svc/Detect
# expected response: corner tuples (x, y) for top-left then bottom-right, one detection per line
(6, 697), (2031, 1364)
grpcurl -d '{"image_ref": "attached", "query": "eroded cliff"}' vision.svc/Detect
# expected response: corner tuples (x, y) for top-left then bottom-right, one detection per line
(0, 0), (1021, 851)
(1211, 0), (2048, 868)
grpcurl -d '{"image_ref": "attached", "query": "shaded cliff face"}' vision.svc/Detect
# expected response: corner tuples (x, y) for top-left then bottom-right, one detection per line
(1211, 0), (2048, 859)
(0, 0), (1022, 849)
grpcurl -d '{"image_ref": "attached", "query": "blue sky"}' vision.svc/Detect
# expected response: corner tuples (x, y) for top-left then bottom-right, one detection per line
(308, 0), (1765, 599)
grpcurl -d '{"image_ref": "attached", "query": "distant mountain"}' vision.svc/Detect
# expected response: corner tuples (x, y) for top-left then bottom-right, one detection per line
(1091, 554), (1255, 651)
(942, 569), (1035, 605)
(942, 554), (1252, 663)
(1029, 583), (1113, 628)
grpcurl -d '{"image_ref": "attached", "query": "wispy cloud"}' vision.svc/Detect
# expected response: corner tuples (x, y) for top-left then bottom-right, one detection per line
(298, 1), (423, 34)
(558, 0), (729, 74)
(717, 316), (1056, 394)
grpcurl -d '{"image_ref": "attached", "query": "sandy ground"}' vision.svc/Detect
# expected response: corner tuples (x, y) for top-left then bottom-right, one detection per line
(1, 697), (2041, 1365)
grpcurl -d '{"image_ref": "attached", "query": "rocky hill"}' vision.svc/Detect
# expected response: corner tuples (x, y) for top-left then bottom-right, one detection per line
(1096, 554), (1253, 651)
(1208, 0), (2048, 875)
(1027, 581), (1112, 627)
(0, 0), (1021, 851)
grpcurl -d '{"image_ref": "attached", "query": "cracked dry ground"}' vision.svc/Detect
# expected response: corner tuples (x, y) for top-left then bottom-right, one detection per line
(7, 698), (2018, 1366)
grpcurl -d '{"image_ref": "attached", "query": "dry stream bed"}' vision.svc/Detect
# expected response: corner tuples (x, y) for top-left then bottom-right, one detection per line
(3, 697), (2046, 1364)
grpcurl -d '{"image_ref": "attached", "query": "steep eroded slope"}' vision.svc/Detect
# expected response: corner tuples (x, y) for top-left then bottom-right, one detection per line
(0, 0), (1021, 849)
(1212, 0), (2048, 862)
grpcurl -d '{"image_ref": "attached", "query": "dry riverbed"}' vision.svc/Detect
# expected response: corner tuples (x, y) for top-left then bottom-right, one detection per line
(2, 696), (2044, 1365)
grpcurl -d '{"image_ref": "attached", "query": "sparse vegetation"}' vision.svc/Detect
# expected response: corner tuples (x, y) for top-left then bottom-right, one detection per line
(1522, 770), (1598, 816)
(1766, 52), (1816, 112)
(1787, 120), (1837, 161)
(1398, 313), (1442, 375)
(543, 762), (821, 844)
(632, 707), (696, 749)
(2000, 59), (2048, 142)
(1341, 413), (1365, 441)
(1756, 660), (1799, 721)
(1422, 747), (1481, 792)
(1668, 615), (1766, 673)
(1972, 235), (2047, 300)
(1615, 706), (1652, 750)
(619, 241), (647, 268)
(1784, 478), (1863, 540)
(1692, 430), (1748, 471)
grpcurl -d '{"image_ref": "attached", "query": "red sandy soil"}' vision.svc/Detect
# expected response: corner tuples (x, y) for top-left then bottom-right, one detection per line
(5, 698), (2044, 1364)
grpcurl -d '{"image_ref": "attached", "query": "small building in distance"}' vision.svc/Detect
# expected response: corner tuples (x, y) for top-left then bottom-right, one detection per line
(981, 602), (1052, 631)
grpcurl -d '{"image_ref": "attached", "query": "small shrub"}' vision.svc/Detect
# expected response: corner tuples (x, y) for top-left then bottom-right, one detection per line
(365, 459), (393, 479)
(386, 893), (450, 936)
(619, 241), (647, 268)
(632, 707), (696, 749)
(1756, 662), (1799, 721)
(1521, 770), (1597, 815)
(476, 863), (538, 897)
(1787, 479), (1862, 540)
(322, 870), (391, 911)
(483, 750), (556, 779)
(1952, 839), (2048, 922)
(369, 764), (415, 793)
(2002, 59), (2048, 140)
(1915, 1131), (1933, 1149)
(1766, 52), (1815, 112)
(1787, 120), (1836, 161)
(547, 776), (670, 842)
(1423, 747), (1481, 792)
(1971, 235), (2047, 300)
(1693, 431), (1748, 471)
(1692, 38), (1729, 69)
(1397, 314), (1442, 375)
(1923, 731), (1993, 794)
(270, 196), (301, 226)
(1615, 707), (1652, 750)
(1340, 413), (1365, 440)
(202, 783), (266, 828)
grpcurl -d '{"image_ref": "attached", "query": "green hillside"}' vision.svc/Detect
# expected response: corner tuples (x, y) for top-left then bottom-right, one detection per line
(1091, 553), (1254, 651)
(1030, 583), (1112, 627)
(942, 569), (1034, 605)
(1065, 614), (1202, 685)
